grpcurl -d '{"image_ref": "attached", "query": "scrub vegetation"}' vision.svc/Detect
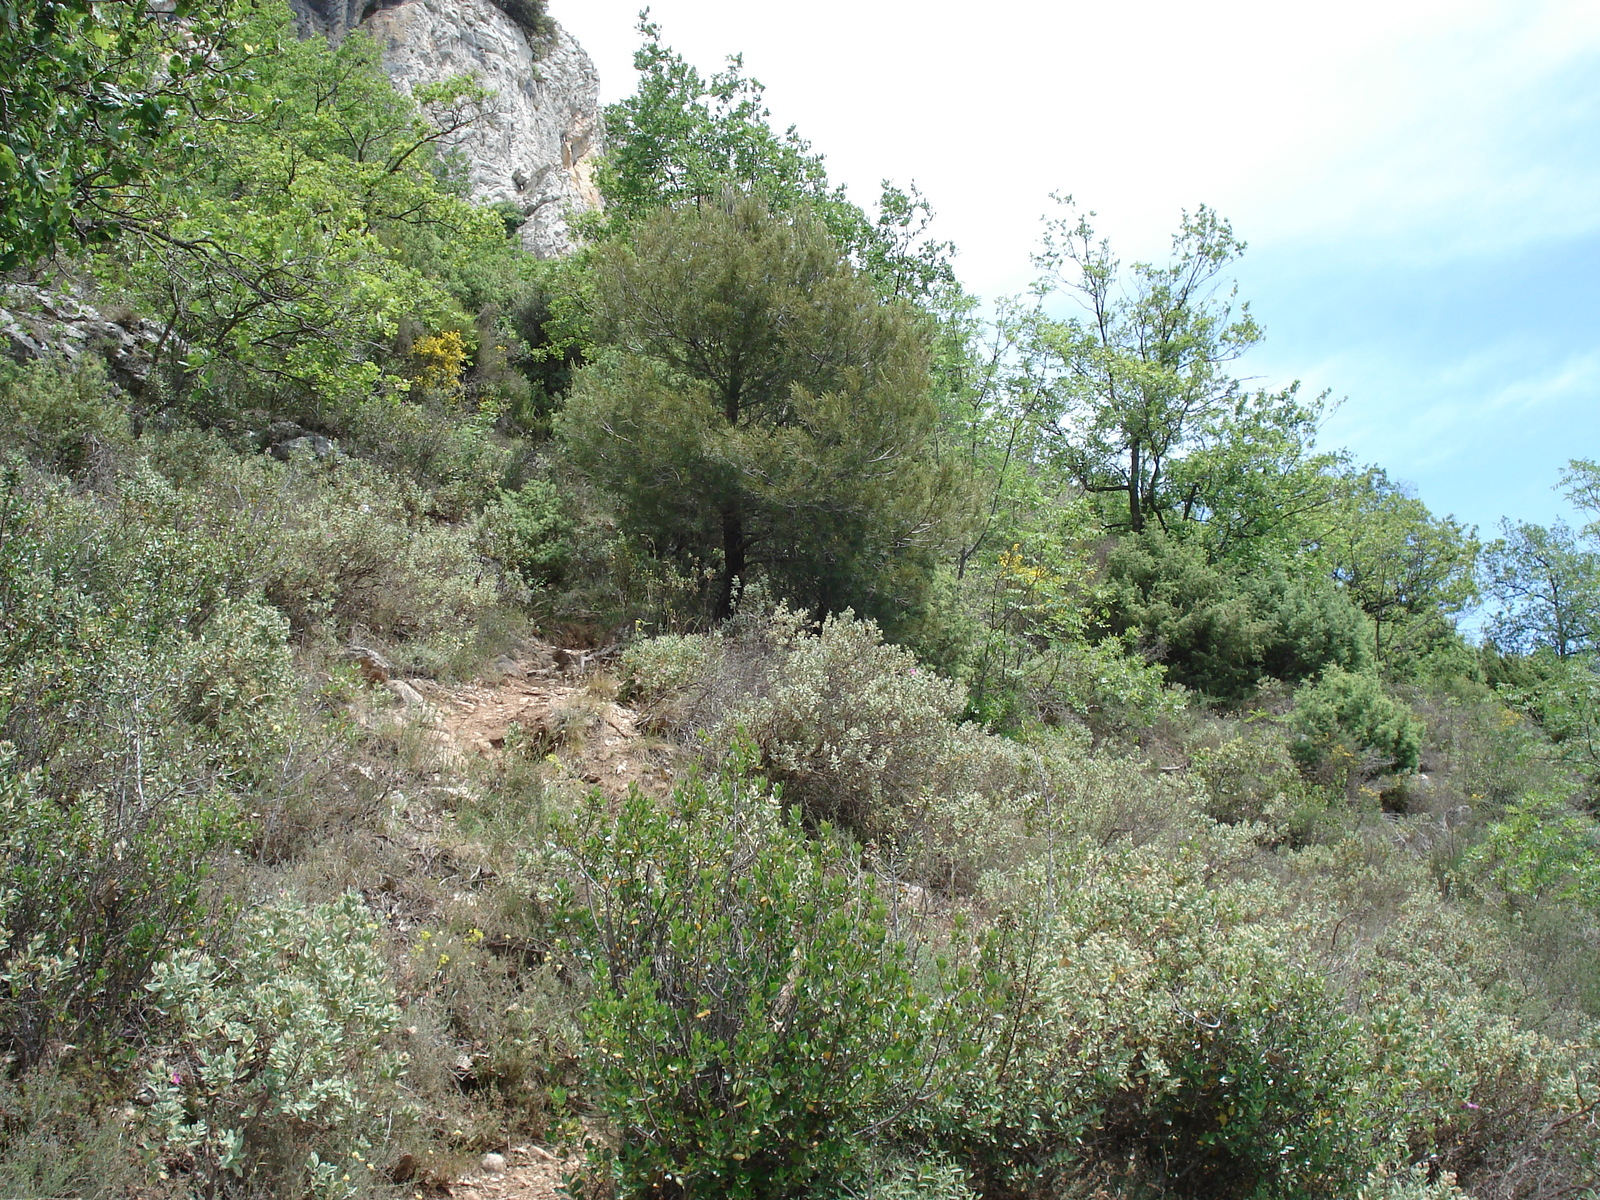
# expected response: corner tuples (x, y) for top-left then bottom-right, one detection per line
(0, 4), (1596, 1198)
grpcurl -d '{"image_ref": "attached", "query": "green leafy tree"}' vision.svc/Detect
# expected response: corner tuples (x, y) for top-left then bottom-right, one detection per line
(594, 19), (865, 249)
(1481, 518), (1599, 658)
(1166, 382), (1345, 564)
(98, 2), (508, 417)
(1322, 467), (1479, 670)
(558, 195), (951, 622)
(1031, 199), (1266, 535)
(0, 0), (239, 268)
(594, 19), (958, 307)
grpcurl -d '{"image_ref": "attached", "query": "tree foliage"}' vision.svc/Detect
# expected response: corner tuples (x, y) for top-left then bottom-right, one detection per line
(97, 3), (513, 419)
(1482, 518), (1599, 659)
(1102, 531), (1370, 699)
(0, 0), (239, 268)
(592, 19), (957, 307)
(1031, 199), (1288, 536)
(559, 195), (952, 623)
(1323, 467), (1478, 670)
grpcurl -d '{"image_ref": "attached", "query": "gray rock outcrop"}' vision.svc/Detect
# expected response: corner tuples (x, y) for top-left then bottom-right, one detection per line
(285, 0), (379, 41)
(0, 285), (169, 391)
(288, 0), (602, 258)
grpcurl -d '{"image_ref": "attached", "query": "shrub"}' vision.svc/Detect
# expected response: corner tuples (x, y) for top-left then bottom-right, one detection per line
(1191, 731), (1330, 842)
(1029, 636), (1186, 735)
(616, 631), (716, 734)
(477, 478), (574, 589)
(0, 1060), (141, 1198)
(0, 745), (240, 1073)
(260, 457), (499, 645)
(0, 475), (282, 1069)
(0, 356), (128, 475)
(958, 854), (1376, 1199)
(710, 607), (985, 847)
(489, 0), (552, 38)
(563, 749), (955, 1199)
(339, 393), (514, 521)
(410, 328), (470, 397)
(1027, 741), (1219, 856)
(617, 633), (714, 705)
(1356, 1165), (1467, 1200)
(1291, 668), (1423, 775)
(1103, 532), (1370, 699)
(1470, 790), (1600, 913)
(1350, 899), (1600, 1195)
(140, 893), (407, 1200)
(840, 1151), (976, 1200)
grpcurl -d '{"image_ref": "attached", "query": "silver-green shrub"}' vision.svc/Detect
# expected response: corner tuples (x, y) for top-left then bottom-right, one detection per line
(141, 894), (406, 1200)
(959, 850), (1376, 1198)
(616, 631), (716, 733)
(709, 607), (1023, 868)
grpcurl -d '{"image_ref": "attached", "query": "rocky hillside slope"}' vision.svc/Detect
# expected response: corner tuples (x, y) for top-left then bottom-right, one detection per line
(288, 0), (601, 257)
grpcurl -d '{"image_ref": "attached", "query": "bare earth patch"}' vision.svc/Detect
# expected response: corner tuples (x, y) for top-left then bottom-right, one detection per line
(443, 1143), (583, 1200)
(361, 643), (673, 799)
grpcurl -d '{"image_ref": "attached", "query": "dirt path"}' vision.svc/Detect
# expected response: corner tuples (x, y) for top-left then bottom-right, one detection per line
(354, 646), (652, 1197)
(443, 1144), (584, 1200)
(369, 644), (672, 798)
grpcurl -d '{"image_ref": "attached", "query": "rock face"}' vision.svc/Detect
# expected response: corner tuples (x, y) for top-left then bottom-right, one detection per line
(288, 0), (602, 258)
(0, 284), (169, 391)
(285, 0), (380, 41)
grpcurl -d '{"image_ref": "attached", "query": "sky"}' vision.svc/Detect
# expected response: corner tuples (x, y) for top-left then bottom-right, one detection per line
(552, 0), (1600, 537)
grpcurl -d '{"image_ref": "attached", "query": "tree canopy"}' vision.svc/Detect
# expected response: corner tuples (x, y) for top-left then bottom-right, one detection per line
(559, 195), (953, 623)
(0, 0), (240, 269)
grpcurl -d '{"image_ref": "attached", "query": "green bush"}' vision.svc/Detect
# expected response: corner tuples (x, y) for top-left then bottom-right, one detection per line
(489, 0), (552, 38)
(0, 356), (129, 474)
(0, 746), (240, 1074)
(1291, 668), (1423, 775)
(340, 393), (514, 521)
(1191, 731), (1330, 842)
(617, 633), (714, 705)
(477, 478), (574, 589)
(1029, 635), (1186, 734)
(129, 430), (502, 652)
(1349, 897), (1600, 1195)
(1355, 1165), (1467, 1200)
(958, 854), (1375, 1199)
(1103, 532), (1370, 699)
(616, 631), (716, 734)
(140, 893), (406, 1200)
(1471, 790), (1600, 912)
(839, 1151), (976, 1200)
(563, 749), (952, 1199)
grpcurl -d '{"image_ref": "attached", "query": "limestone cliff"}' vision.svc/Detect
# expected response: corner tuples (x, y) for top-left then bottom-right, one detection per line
(287, 0), (602, 258)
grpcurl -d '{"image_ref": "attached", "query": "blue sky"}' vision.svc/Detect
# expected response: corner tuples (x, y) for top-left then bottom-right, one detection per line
(554, 0), (1600, 537)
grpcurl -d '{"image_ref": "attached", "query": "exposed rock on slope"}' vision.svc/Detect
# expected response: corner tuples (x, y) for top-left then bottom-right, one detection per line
(1, 284), (168, 390)
(288, 0), (602, 258)
(285, 0), (379, 40)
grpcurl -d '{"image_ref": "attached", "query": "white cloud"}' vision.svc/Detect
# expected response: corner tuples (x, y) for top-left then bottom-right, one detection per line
(554, 0), (1600, 294)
